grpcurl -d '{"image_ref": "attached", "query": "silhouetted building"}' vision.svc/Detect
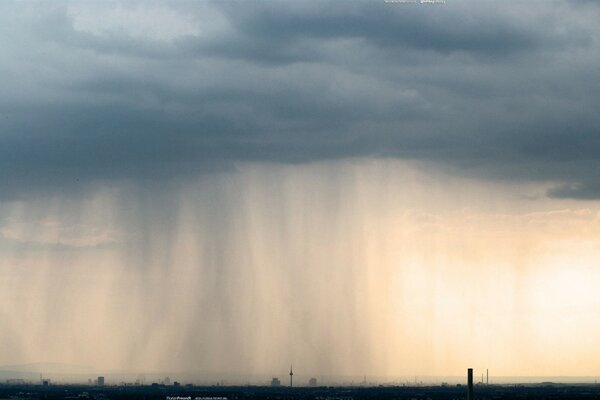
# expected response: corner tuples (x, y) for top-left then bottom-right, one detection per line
(309, 377), (317, 387)
(42, 380), (50, 386)
(467, 368), (473, 400)
(97, 376), (105, 387)
(289, 365), (293, 387)
(173, 381), (180, 387)
(270, 378), (281, 387)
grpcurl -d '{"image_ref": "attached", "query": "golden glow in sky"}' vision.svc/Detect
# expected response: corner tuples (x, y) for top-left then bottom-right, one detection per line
(1, 160), (599, 379)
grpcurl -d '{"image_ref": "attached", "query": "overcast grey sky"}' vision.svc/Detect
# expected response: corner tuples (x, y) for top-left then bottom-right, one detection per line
(4, 1), (600, 379)
(1, 0), (599, 200)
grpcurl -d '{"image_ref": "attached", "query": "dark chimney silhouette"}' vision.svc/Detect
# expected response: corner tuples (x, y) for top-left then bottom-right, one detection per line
(467, 368), (473, 400)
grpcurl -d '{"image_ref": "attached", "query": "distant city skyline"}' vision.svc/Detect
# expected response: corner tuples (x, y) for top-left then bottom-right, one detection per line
(1, 361), (600, 386)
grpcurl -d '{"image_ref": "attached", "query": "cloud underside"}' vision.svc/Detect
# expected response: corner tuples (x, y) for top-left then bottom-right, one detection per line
(1, 0), (600, 199)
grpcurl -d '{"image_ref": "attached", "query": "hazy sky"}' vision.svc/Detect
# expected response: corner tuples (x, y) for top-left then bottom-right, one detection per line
(1, 0), (600, 381)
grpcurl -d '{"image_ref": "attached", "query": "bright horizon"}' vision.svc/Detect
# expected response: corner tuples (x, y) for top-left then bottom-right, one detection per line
(2, 160), (600, 377)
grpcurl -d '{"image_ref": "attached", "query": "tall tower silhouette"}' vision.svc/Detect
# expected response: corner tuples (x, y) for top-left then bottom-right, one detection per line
(289, 365), (293, 387)
(467, 368), (473, 400)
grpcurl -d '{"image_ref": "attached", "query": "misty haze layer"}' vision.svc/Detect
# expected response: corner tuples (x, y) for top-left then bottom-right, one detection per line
(1, 160), (600, 378)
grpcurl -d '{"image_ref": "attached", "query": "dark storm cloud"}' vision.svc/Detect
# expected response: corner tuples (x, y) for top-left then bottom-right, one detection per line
(547, 182), (600, 199)
(1, 0), (600, 199)
(209, 2), (558, 61)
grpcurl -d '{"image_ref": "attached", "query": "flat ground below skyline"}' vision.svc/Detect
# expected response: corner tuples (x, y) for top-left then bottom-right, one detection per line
(3, 383), (600, 400)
